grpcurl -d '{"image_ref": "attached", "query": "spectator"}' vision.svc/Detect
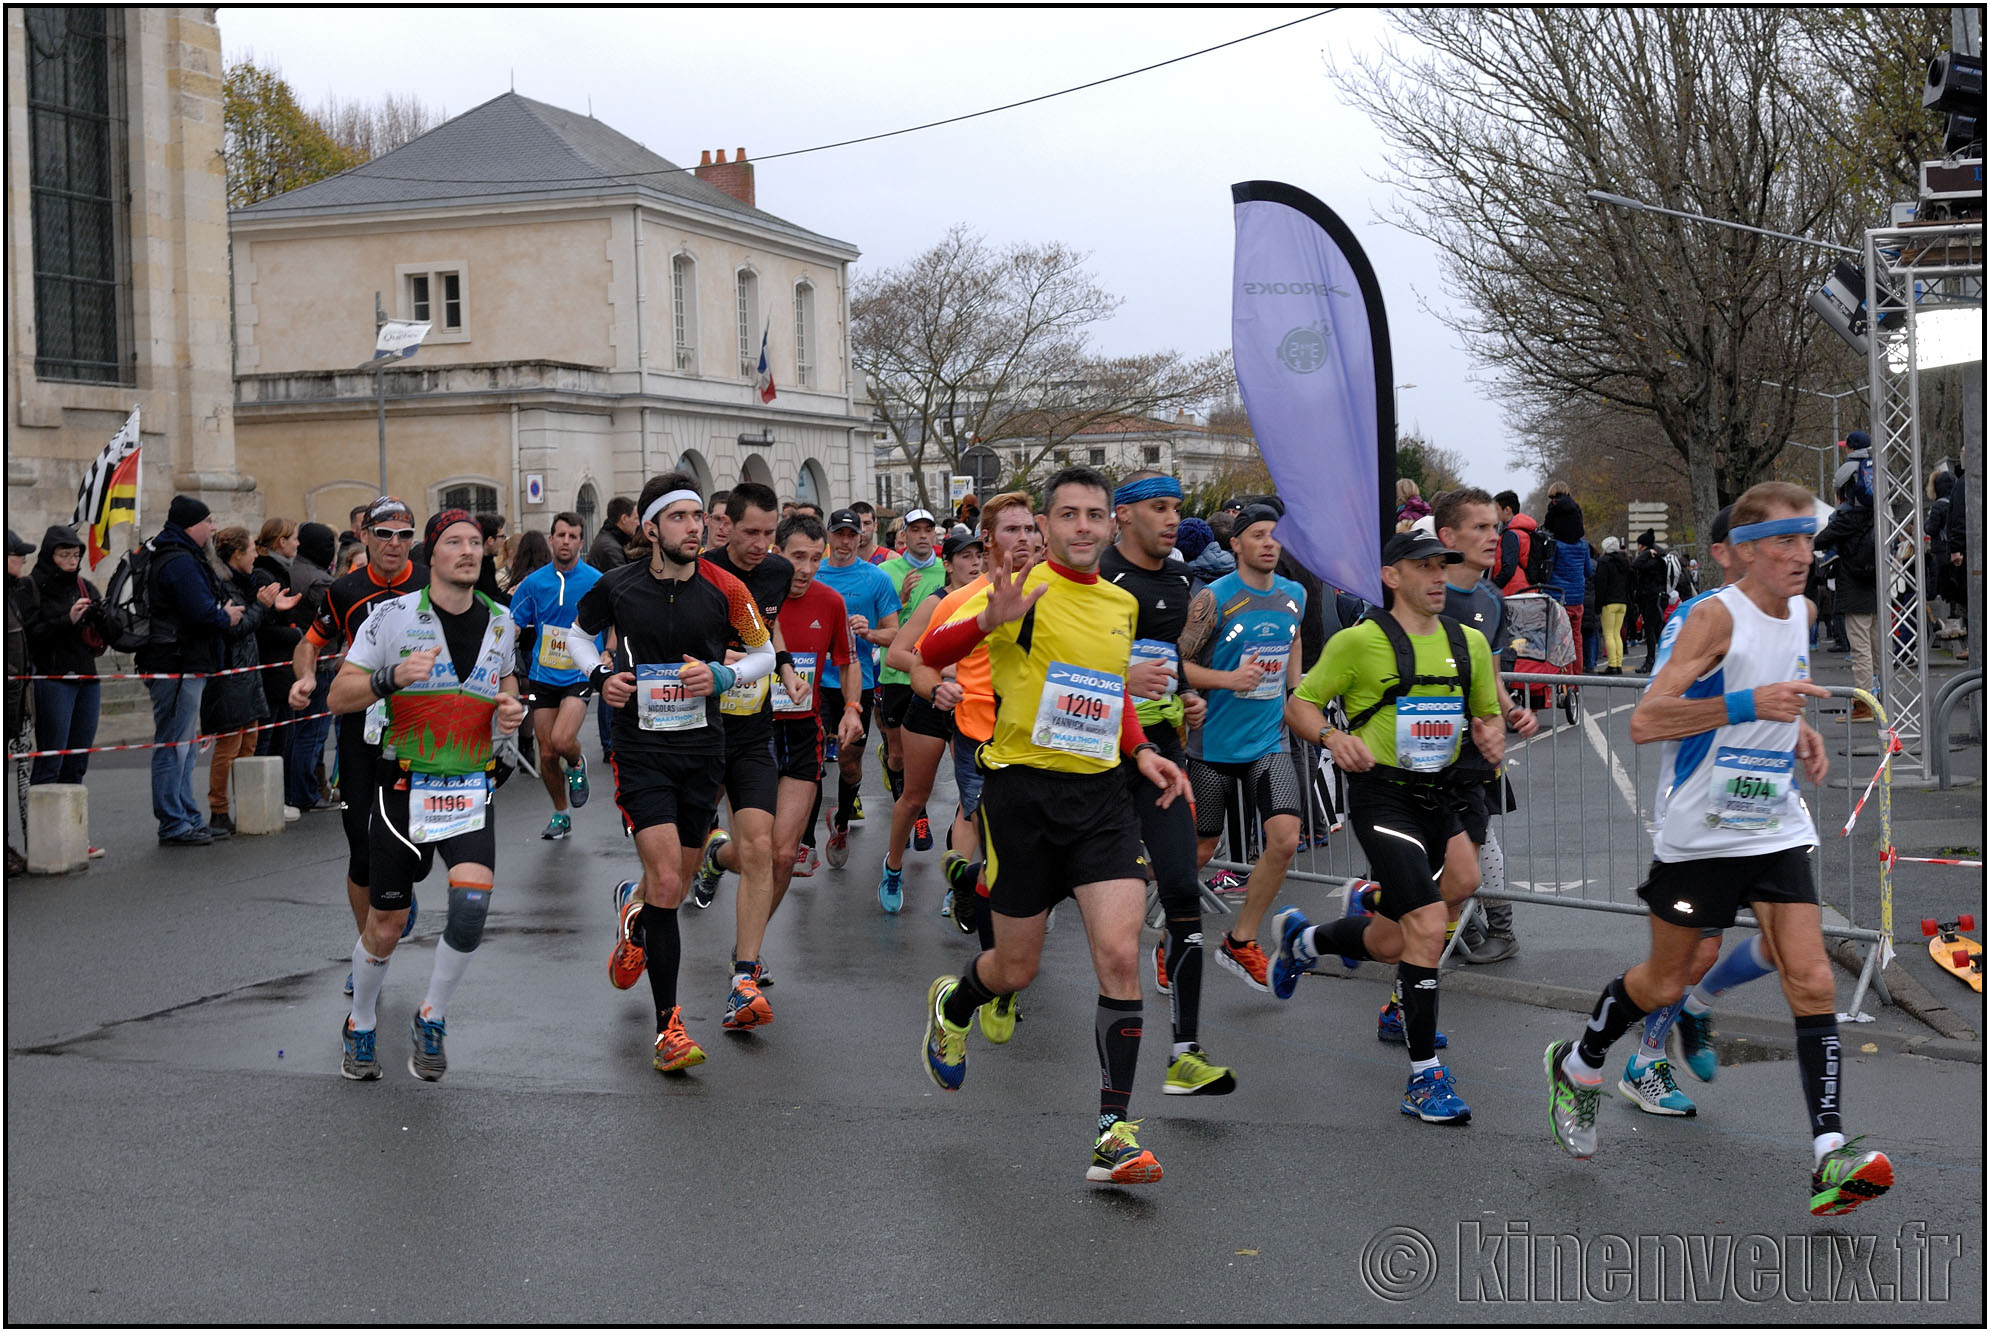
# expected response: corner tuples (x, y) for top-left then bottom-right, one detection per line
(1814, 466), (1881, 719)
(22, 526), (107, 810)
(588, 496), (638, 571)
(5, 529), (34, 874)
(1629, 530), (1669, 672)
(506, 528), (551, 590)
(1490, 489), (1542, 597)
(1395, 477), (1432, 526)
(1927, 467), (1966, 643)
(250, 519), (303, 772)
(333, 535), (365, 577)
(1186, 511), (1237, 586)
(286, 522), (339, 811)
(202, 526), (294, 833)
(476, 514), (508, 604)
(1541, 482), (1590, 668)
(706, 490), (732, 550)
(139, 496), (244, 845)
(1174, 516), (1215, 564)
(1593, 536), (1634, 675)
(1581, 542), (1602, 673)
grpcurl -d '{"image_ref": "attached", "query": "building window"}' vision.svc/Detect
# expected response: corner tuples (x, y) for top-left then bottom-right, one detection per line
(878, 473), (894, 508)
(671, 254), (697, 370)
(793, 280), (815, 388)
(27, 7), (130, 384)
(736, 269), (760, 376)
(1088, 448), (1106, 466)
(400, 265), (468, 336)
(1144, 446), (1162, 465)
(1053, 448), (1071, 465)
(440, 481), (499, 516)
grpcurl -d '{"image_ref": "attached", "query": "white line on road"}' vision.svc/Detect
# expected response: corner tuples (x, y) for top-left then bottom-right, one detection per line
(1582, 704), (1642, 812)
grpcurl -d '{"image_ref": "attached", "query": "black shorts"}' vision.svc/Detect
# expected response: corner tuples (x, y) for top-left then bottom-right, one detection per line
(525, 678), (591, 711)
(336, 716), (380, 888)
(720, 727), (779, 815)
(878, 681), (915, 730)
(771, 717), (823, 784)
(901, 691), (954, 741)
(610, 746), (726, 842)
(979, 764), (1148, 917)
(1638, 846), (1818, 930)
(1346, 774), (1465, 919)
(1189, 752), (1306, 839)
(368, 773), (497, 910)
(1453, 774), (1513, 846)
(820, 681), (871, 749)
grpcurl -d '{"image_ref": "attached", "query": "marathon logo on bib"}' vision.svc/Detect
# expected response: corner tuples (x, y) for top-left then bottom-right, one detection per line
(775, 651), (817, 715)
(410, 772), (488, 843)
(1396, 696), (1463, 772)
(1031, 661), (1123, 760)
(636, 663), (705, 732)
(1705, 745), (1792, 832)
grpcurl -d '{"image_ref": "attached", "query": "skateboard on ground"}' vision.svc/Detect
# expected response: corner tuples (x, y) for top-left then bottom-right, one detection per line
(1920, 915), (1983, 992)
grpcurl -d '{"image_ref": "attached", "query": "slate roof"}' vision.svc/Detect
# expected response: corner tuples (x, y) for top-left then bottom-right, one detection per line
(233, 92), (855, 255)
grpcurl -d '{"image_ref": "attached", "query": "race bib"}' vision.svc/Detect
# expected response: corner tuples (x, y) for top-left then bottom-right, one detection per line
(1240, 643), (1291, 701)
(1031, 661), (1123, 760)
(1704, 746), (1792, 832)
(1130, 638), (1179, 699)
(774, 652), (817, 715)
(636, 663), (704, 732)
(363, 698), (389, 746)
(537, 625), (575, 673)
(409, 772), (487, 843)
(719, 669), (770, 717)
(1396, 696), (1464, 773)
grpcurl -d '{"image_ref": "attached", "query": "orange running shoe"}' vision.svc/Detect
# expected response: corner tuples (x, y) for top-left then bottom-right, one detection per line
(722, 969), (773, 1030)
(653, 1007), (706, 1073)
(608, 899), (647, 989)
(1215, 933), (1270, 993)
(1152, 938), (1172, 995)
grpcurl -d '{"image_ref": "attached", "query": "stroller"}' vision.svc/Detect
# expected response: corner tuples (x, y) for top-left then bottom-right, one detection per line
(1503, 587), (1580, 724)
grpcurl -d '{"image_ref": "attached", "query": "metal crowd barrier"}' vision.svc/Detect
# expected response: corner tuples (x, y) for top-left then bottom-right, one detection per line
(1198, 672), (1896, 1020)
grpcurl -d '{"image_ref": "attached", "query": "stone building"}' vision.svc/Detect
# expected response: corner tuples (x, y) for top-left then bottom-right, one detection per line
(229, 92), (868, 532)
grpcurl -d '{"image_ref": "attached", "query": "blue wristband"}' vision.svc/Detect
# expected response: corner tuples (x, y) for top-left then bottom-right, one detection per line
(1724, 689), (1757, 725)
(708, 662), (737, 695)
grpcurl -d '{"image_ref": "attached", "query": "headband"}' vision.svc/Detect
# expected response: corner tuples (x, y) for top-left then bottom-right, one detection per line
(1233, 503), (1281, 534)
(642, 489), (703, 526)
(1113, 476), (1183, 506)
(1727, 515), (1817, 543)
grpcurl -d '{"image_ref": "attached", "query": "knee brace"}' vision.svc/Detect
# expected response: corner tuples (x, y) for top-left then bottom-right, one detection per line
(443, 878), (493, 953)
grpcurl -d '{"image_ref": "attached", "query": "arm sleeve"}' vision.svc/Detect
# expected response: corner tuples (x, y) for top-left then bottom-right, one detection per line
(1118, 696), (1149, 756)
(921, 604), (992, 670)
(565, 628), (604, 676)
(729, 639), (776, 685)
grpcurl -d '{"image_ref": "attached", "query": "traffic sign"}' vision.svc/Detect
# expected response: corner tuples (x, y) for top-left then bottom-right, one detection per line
(1628, 501), (1669, 546)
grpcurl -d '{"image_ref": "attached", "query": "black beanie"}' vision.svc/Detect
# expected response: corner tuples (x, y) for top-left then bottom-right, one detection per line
(167, 494), (211, 530)
(1638, 528), (1656, 549)
(297, 522), (336, 568)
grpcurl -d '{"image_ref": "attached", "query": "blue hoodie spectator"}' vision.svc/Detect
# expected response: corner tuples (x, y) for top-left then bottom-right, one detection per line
(140, 496), (241, 845)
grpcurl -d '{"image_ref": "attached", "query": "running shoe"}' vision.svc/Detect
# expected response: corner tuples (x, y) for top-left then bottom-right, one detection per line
(1163, 1045), (1236, 1096)
(941, 852), (979, 933)
(1809, 1137), (1894, 1216)
(826, 823), (850, 869)
(1401, 1065), (1471, 1124)
(343, 971), (354, 997)
(1152, 939), (1171, 995)
(693, 828), (729, 909)
(978, 992), (1018, 1044)
(542, 813), (572, 840)
(1340, 879), (1378, 968)
(653, 1008), (706, 1073)
(923, 976), (969, 1089)
(1206, 868), (1246, 895)
(731, 951), (774, 988)
(409, 1013), (447, 1081)
(878, 863), (904, 913)
(1673, 1007), (1718, 1083)
(1086, 1119), (1163, 1184)
(1214, 934), (1270, 993)
(793, 845), (818, 879)
(566, 754), (590, 808)
(1269, 906), (1315, 1000)
(340, 1018), (381, 1081)
(913, 815), (933, 851)
(1376, 1000), (1448, 1049)
(1617, 1057), (1696, 1116)
(611, 878), (638, 913)
(608, 899), (646, 989)
(851, 794), (865, 822)
(722, 970), (773, 1030)
(402, 892), (418, 940)
(1544, 1039), (1601, 1159)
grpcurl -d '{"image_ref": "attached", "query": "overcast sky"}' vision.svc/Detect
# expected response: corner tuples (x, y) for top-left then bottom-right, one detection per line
(219, 6), (1518, 490)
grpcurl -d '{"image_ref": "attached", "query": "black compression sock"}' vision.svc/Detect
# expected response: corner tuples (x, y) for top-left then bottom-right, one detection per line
(1574, 975), (1647, 1069)
(837, 774), (859, 826)
(803, 780), (823, 848)
(943, 957), (997, 1028)
(974, 894), (995, 949)
(1398, 962), (1440, 1062)
(1315, 916), (1372, 963)
(1165, 917), (1203, 1046)
(640, 904), (681, 1026)
(1095, 996), (1143, 1133)
(1793, 1013), (1843, 1139)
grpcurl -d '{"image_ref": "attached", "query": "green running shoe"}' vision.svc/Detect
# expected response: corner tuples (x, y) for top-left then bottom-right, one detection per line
(978, 992), (1019, 1045)
(1163, 1044), (1236, 1096)
(1086, 1119), (1162, 1184)
(692, 828), (729, 909)
(923, 977), (968, 1090)
(1810, 1137), (1894, 1216)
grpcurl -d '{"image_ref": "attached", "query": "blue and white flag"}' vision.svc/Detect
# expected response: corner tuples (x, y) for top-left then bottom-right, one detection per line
(1230, 181), (1394, 605)
(374, 319), (431, 360)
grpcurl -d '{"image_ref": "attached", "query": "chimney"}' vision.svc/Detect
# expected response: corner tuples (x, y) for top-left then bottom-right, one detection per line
(694, 146), (755, 208)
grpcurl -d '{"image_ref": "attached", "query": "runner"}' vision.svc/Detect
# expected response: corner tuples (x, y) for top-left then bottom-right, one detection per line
(1268, 530), (1503, 1124)
(1178, 502), (1307, 992)
(1542, 482), (1894, 1216)
(851, 500), (890, 566)
(568, 472), (775, 1074)
(289, 496), (428, 994)
(917, 466), (1190, 1184)
(331, 508), (524, 1081)
(811, 508), (900, 868)
(505, 511), (601, 840)
(1100, 471), (1236, 1096)
(877, 528), (981, 911)
(875, 508), (945, 849)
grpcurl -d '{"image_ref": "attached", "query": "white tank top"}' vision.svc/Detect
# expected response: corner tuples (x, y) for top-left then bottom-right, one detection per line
(1650, 585), (1816, 862)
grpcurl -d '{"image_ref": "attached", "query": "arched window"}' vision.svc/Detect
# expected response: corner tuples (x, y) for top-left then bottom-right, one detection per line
(675, 449), (713, 496)
(575, 482), (600, 537)
(671, 254), (698, 371)
(793, 280), (816, 389)
(739, 453), (774, 489)
(735, 268), (760, 377)
(438, 480), (500, 516)
(796, 458), (827, 508)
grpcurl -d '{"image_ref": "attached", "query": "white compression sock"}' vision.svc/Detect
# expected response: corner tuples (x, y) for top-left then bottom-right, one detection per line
(421, 939), (472, 1021)
(349, 940), (391, 1031)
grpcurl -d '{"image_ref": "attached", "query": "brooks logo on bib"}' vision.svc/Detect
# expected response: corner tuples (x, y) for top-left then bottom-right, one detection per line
(1240, 643), (1291, 701)
(1396, 696), (1463, 772)
(637, 663), (704, 732)
(411, 772), (488, 842)
(1032, 662), (1123, 759)
(1130, 639), (1179, 698)
(1705, 746), (1792, 831)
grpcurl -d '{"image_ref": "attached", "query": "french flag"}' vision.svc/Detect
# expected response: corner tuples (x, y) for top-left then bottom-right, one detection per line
(755, 323), (777, 404)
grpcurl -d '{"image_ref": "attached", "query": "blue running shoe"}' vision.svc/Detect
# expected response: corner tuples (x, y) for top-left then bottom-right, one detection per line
(401, 892), (418, 940)
(1269, 906), (1315, 1000)
(1377, 1000), (1448, 1049)
(542, 813), (572, 840)
(1674, 1007), (1718, 1083)
(1618, 1057), (1696, 1116)
(566, 754), (590, 808)
(343, 971), (354, 997)
(923, 976), (967, 1090)
(1340, 878), (1379, 968)
(1401, 1065), (1471, 1123)
(879, 863), (904, 914)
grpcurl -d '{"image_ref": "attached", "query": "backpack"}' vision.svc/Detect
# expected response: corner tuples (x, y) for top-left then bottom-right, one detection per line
(1522, 528), (1557, 591)
(97, 538), (185, 653)
(1346, 610), (1473, 736)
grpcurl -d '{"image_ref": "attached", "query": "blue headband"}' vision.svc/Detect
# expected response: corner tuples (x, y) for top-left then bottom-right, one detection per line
(1113, 476), (1183, 506)
(1727, 515), (1817, 543)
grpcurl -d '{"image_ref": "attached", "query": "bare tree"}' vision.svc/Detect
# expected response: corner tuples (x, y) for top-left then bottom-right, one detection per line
(853, 226), (1233, 506)
(1332, 9), (1877, 519)
(312, 90), (447, 160)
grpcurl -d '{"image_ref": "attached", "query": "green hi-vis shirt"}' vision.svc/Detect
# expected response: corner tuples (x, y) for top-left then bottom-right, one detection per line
(877, 554), (946, 686)
(1294, 617), (1499, 771)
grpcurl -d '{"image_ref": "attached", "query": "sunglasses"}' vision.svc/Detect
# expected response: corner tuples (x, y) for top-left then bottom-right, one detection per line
(370, 526), (417, 543)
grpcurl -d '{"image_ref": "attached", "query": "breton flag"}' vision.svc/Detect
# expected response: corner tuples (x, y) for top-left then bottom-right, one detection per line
(754, 321), (777, 404)
(1230, 181), (1395, 605)
(71, 406), (142, 569)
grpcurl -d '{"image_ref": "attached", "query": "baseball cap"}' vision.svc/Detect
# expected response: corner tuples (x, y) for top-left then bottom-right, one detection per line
(941, 530), (985, 560)
(5, 528), (35, 557)
(903, 508), (937, 527)
(827, 507), (862, 533)
(1382, 531), (1463, 565)
(363, 495), (415, 527)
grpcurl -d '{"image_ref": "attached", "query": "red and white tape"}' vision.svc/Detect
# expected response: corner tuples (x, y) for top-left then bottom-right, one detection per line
(1839, 730), (1902, 839)
(6, 708), (335, 760)
(11, 653), (342, 684)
